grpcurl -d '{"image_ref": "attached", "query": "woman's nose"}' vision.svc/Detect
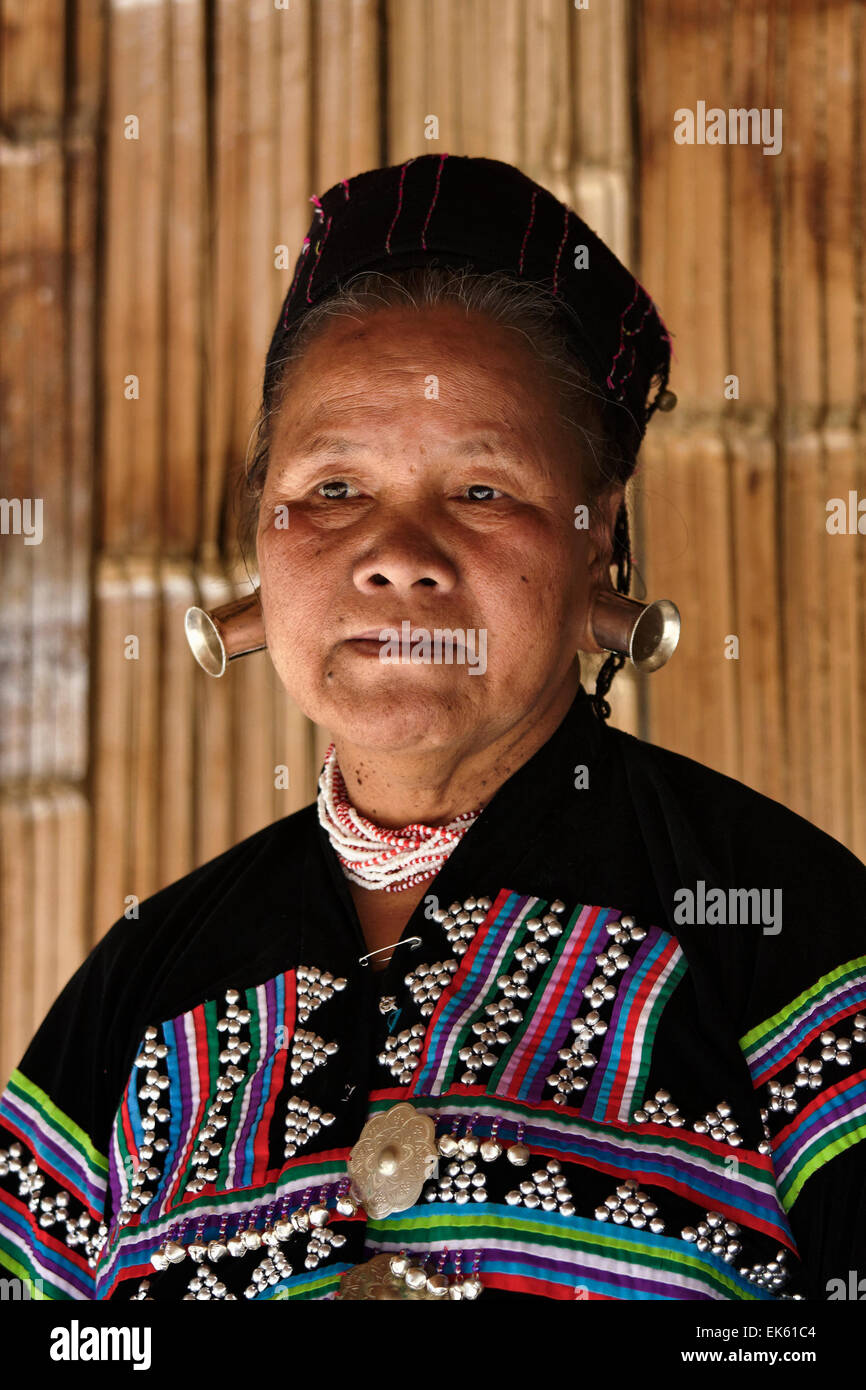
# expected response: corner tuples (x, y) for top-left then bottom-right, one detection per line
(351, 525), (458, 595)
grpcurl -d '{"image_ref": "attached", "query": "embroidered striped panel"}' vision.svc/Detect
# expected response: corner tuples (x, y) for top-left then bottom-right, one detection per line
(365, 1093), (794, 1249)
(738, 956), (866, 1208)
(365, 1207), (779, 1302)
(582, 931), (686, 1123)
(0, 1070), (108, 1299)
(739, 955), (866, 1086)
(407, 890), (686, 1121)
(111, 971), (297, 1225)
(408, 889), (535, 1096)
(492, 902), (614, 1103)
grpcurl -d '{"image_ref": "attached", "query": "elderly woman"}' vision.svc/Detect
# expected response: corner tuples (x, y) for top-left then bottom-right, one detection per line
(1, 155), (864, 1304)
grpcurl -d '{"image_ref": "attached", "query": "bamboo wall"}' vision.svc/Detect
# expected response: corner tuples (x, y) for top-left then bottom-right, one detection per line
(1, 0), (863, 1085)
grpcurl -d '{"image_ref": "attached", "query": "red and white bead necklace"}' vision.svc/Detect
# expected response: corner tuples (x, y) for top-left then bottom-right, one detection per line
(317, 743), (482, 892)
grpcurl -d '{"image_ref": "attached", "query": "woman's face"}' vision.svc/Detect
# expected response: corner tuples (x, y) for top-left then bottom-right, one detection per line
(256, 303), (619, 755)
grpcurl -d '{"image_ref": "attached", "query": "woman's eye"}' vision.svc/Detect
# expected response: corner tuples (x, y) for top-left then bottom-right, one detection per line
(316, 480), (360, 500)
(462, 484), (503, 501)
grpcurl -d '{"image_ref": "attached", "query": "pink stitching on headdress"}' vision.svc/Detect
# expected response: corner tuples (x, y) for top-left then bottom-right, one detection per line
(605, 281), (640, 391)
(282, 237), (311, 327)
(385, 158), (415, 254)
(551, 206), (570, 296)
(420, 153), (449, 250)
(628, 271), (677, 363)
(341, 179), (351, 200)
(306, 215), (333, 303)
(616, 343), (639, 394)
(309, 193), (325, 220)
(518, 190), (537, 276)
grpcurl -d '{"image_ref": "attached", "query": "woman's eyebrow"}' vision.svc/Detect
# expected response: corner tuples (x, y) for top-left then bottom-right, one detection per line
(285, 432), (526, 467)
(300, 435), (372, 456)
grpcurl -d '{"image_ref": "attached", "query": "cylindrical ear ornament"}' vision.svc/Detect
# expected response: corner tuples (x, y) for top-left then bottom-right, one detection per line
(590, 590), (680, 673)
(184, 590), (267, 677)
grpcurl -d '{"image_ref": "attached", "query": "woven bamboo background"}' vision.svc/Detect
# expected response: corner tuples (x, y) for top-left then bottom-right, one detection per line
(1, 0), (864, 1085)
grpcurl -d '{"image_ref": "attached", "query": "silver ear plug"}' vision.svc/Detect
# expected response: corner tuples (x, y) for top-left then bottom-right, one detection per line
(590, 590), (681, 673)
(184, 590), (266, 677)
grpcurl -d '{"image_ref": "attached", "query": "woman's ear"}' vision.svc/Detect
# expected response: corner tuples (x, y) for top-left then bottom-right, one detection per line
(585, 485), (626, 587)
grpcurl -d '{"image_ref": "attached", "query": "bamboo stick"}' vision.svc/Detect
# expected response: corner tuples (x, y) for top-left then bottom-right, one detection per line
(0, 142), (35, 783)
(0, 798), (33, 1087)
(159, 560), (196, 882)
(31, 142), (66, 781)
(194, 568), (237, 863)
(91, 556), (133, 942)
(163, 0), (205, 554)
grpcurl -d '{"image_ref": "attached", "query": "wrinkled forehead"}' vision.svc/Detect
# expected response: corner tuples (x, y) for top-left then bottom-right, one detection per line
(270, 303), (566, 447)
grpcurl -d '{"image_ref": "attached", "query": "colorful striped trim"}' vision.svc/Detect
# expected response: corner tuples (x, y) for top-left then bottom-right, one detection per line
(365, 1207), (778, 1302)
(770, 1067), (866, 1210)
(94, 1156), (351, 1298)
(739, 956), (866, 1085)
(0, 1196), (95, 1300)
(366, 1092), (794, 1250)
(0, 1070), (108, 1216)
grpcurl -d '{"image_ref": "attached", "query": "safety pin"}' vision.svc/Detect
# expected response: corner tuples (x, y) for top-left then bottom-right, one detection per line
(358, 936), (422, 967)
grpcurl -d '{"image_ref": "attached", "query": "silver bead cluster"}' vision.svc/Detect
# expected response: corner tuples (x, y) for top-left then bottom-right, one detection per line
(693, 1100), (742, 1147)
(296, 965), (347, 1024)
(378, 1022), (426, 1084)
(633, 1088), (685, 1127)
(544, 1010), (607, 1105)
(583, 971), (618, 1009)
(216, 989), (252, 1059)
(183, 1262), (237, 1300)
(681, 1211), (741, 1260)
(247, 1246), (294, 1296)
(595, 1179), (665, 1233)
(607, 913), (647, 946)
(404, 959), (458, 1017)
(120, 1024), (172, 1223)
(514, 937), (551, 972)
(289, 1029), (339, 1087)
(283, 1096), (336, 1158)
(0, 1141), (107, 1263)
(739, 1247), (793, 1293)
(425, 1152), (488, 1204)
(457, 976), (527, 1084)
(185, 989), (251, 1196)
(581, 914), (644, 1009)
(303, 1219), (347, 1270)
(523, 906), (565, 945)
(506, 1159), (574, 1216)
(766, 1079), (798, 1116)
(431, 896), (492, 956)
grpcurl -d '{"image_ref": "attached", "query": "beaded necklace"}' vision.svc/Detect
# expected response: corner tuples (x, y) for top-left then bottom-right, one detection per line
(317, 743), (482, 892)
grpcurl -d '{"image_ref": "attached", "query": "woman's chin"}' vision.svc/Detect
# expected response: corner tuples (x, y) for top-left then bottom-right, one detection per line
(314, 681), (485, 753)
